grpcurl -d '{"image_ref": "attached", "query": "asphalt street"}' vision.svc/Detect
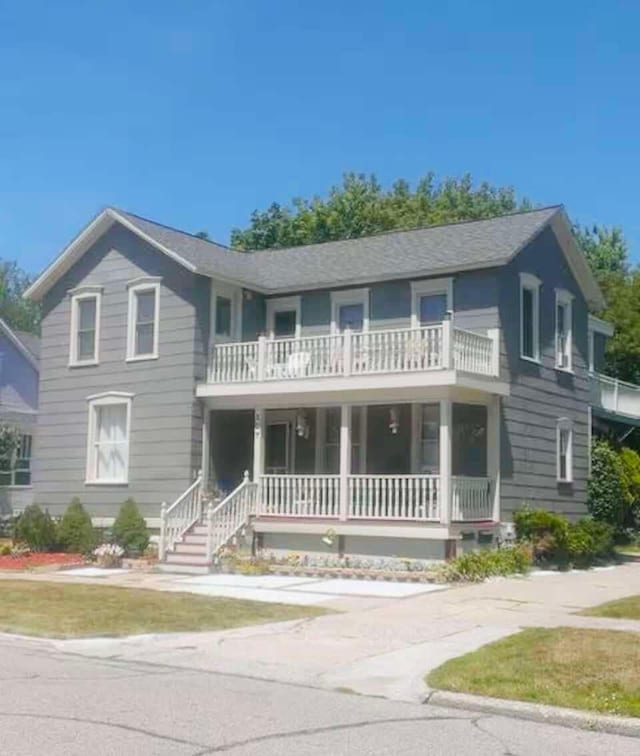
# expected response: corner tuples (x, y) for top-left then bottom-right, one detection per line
(0, 637), (637, 755)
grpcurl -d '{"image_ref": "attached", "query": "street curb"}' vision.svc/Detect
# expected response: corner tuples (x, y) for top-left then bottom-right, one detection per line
(424, 690), (640, 738)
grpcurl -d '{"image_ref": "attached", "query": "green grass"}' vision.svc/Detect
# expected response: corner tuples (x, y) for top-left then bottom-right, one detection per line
(581, 595), (640, 620)
(615, 544), (640, 555)
(427, 627), (640, 717)
(0, 580), (328, 638)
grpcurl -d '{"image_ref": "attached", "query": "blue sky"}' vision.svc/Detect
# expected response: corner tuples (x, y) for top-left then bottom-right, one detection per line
(1, 0), (639, 273)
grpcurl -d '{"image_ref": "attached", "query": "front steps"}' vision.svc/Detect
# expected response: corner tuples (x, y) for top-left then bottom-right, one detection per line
(161, 523), (212, 574)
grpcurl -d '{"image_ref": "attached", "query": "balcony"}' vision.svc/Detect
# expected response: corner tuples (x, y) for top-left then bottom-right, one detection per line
(590, 373), (640, 423)
(198, 322), (505, 406)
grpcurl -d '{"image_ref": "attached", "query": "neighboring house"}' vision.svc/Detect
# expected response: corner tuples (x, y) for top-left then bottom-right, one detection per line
(0, 319), (39, 515)
(23, 205), (639, 567)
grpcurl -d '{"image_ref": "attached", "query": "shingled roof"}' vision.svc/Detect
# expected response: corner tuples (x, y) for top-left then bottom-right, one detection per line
(25, 204), (604, 309)
(118, 205), (562, 291)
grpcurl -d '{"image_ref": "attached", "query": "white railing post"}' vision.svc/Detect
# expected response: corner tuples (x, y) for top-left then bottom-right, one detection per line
(159, 502), (167, 561)
(257, 336), (267, 381)
(343, 328), (353, 377)
(442, 318), (452, 369)
(614, 379), (620, 413)
(339, 405), (352, 521)
(487, 327), (500, 377)
(205, 502), (214, 562)
(253, 409), (265, 486)
(439, 399), (452, 525)
(488, 396), (501, 523)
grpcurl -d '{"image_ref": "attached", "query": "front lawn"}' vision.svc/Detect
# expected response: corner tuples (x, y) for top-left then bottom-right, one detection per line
(0, 580), (327, 638)
(581, 595), (640, 620)
(427, 627), (640, 717)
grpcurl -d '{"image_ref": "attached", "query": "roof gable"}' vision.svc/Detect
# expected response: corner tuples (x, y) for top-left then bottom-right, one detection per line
(0, 319), (39, 370)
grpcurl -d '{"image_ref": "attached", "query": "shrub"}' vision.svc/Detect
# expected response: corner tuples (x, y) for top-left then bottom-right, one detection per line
(567, 519), (614, 567)
(57, 498), (97, 554)
(587, 440), (627, 530)
(513, 508), (570, 565)
(0, 543), (12, 556)
(619, 447), (640, 528)
(13, 504), (58, 552)
(440, 544), (533, 583)
(112, 498), (149, 555)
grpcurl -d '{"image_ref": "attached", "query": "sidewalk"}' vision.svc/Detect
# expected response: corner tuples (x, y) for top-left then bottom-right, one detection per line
(7, 561), (640, 702)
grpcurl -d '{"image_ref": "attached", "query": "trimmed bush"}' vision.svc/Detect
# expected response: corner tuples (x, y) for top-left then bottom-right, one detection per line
(440, 544), (533, 583)
(587, 440), (627, 530)
(57, 498), (97, 554)
(112, 498), (149, 555)
(619, 447), (640, 528)
(567, 519), (614, 568)
(13, 505), (58, 552)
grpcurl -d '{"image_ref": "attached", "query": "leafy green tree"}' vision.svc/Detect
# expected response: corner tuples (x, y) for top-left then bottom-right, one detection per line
(231, 172), (532, 250)
(597, 271), (640, 384)
(0, 260), (40, 332)
(587, 440), (627, 531)
(573, 224), (628, 278)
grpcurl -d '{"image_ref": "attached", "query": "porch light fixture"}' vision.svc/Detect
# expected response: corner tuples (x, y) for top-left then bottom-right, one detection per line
(321, 528), (337, 547)
(389, 407), (400, 435)
(296, 410), (310, 439)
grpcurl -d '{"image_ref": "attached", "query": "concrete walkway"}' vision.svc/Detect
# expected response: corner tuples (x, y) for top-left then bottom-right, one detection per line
(6, 561), (640, 702)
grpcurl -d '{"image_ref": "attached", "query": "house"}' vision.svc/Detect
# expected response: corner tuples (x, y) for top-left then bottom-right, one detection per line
(0, 319), (39, 515)
(24, 205), (639, 568)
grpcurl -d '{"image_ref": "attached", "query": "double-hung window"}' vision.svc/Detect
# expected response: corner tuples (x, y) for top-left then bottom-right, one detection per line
(557, 418), (573, 483)
(519, 273), (541, 362)
(555, 289), (573, 371)
(127, 280), (160, 360)
(0, 433), (32, 486)
(70, 289), (101, 366)
(86, 393), (132, 484)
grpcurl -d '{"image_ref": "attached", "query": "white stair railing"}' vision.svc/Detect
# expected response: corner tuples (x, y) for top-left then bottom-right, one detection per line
(206, 471), (258, 560)
(159, 472), (203, 560)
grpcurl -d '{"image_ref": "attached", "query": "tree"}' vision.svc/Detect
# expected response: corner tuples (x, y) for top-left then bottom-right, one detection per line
(597, 270), (640, 384)
(573, 224), (628, 279)
(231, 172), (532, 250)
(0, 260), (40, 332)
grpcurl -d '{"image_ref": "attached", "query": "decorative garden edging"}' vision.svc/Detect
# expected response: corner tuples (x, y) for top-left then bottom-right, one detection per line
(266, 564), (440, 583)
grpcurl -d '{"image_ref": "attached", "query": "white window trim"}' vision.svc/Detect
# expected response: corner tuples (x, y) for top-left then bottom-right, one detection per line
(556, 417), (573, 483)
(85, 392), (133, 485)
(266, 295), (301, 339)
(587, 315), (614, 374)
(126, 279), (160, 361)
(410, 278), (453, 328)
(330, 288), (370, 333)
(69, 289), (102, 367)
(0, 432), (33, 488)
(554, 288), (574, 372)
(519, 272), (542, 363)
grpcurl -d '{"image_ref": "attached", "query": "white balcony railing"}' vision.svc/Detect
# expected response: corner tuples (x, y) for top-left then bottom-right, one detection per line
(208, 322), (499, 384)
(590, 373), (640, 421)
(257, 474), (493, 523)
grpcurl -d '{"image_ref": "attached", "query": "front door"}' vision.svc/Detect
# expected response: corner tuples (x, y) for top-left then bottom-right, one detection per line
(265, 422), (292, 474)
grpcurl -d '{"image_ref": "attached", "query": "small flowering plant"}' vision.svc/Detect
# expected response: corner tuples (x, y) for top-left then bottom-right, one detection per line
(93, 542), (124, 568)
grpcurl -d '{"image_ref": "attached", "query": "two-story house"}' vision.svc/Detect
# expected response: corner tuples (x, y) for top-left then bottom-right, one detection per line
(24, 205), (638, 568)
(0, 319), (39, 515)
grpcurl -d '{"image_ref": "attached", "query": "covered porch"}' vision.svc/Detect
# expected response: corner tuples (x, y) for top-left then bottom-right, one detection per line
(203, 396), (500, 527)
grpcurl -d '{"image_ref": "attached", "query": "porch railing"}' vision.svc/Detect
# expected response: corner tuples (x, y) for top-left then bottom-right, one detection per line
(451, 476), (493, 521)
(260, 474), (340, 517)
(590, 372), (640, 420)
(348, 474), (441, 521)
(159, 472), (203, 560)
(207, 322), (499, 384)
(206, 472), (258, 558)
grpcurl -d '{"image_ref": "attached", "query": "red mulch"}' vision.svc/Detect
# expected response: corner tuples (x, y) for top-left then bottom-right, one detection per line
(0, 552), (87, 571)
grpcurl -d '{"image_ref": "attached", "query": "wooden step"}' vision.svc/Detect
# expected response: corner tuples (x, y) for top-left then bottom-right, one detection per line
(156, 562), (210, 575)
(174, 542), (208, 555)
(165, 552), (210, 566)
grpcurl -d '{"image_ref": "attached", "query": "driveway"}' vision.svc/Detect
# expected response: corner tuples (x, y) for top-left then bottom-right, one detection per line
(13, 561), (640, 702)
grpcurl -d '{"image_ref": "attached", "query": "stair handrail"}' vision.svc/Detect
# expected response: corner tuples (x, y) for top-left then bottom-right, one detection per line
(206, 470), (258, 560)
(159, 472), (203, 560)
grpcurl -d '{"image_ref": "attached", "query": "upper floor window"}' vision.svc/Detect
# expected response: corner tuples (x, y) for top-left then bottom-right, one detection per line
(215, 296), (232, 338)
(557, 417), (573, 483)
(127, 280), (160, 361)
(519, 273), (541, 362)
(0, 433), (32, 487)
(555, 289), (574, 371)
(410, 279), (452, 328)
(86, 393), (132, 484)
(266, 296), (301, 339)
(69, 289), (102, 366)
(331, 289), (369, 334)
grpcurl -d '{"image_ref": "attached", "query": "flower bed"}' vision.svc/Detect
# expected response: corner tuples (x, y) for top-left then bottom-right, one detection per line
(266, 564), (440, 582)
(0, 552), (87, 571)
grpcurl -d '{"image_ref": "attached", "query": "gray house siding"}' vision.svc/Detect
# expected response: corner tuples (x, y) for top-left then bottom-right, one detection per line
(499, 226), (591, 519)
(35, 224), (207, 519)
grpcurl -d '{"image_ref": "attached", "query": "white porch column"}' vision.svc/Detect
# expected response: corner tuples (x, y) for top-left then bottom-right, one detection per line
(253, 409), (265, 483)
(201, 408), (211, 489)
(439, 399), (452, 524)
(488, 396), (501, 523)
(339, 404), (352, 522)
